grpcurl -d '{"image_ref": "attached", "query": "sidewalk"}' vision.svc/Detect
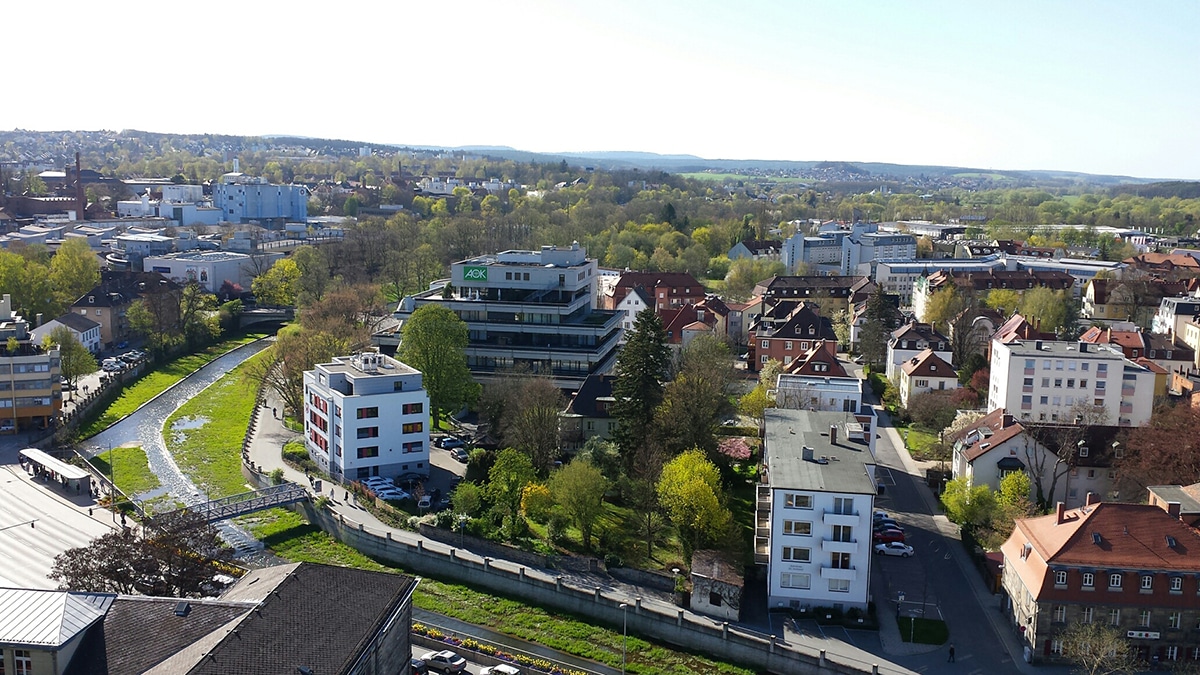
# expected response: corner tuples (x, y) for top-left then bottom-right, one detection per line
(245, 390), (919, 675)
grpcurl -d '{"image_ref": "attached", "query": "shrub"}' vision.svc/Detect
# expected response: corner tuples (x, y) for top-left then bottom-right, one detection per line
(269, 468), (285, 485)
(521, 483), (555, 524)
(604, 553), (623, 569)
(546, 507), (570, 545)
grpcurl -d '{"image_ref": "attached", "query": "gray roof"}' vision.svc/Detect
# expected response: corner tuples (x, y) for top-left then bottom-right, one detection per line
(50, 312), (101, 333)
(1147, 485), (1200, 516)
(763, 409), (875, 494)
(0, 588), (112, 648)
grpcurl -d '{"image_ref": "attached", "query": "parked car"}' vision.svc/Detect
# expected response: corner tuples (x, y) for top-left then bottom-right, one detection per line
(363, 477), (393, 488)
(873, 529), (906, 544)
(874, 542), (914, 557)
(418, 495), (432, 510)
(480, 665), (522, 675)
(873, 510), (889, 520)
(0, 420), (14, 434)
(374, 488), (410, 502)
(449, 448), (469, 463)
(420, 650), (466, 673)
(873, 519), (902, 531)
(438, 436), (465, 449)
(409, 658), (429, 675)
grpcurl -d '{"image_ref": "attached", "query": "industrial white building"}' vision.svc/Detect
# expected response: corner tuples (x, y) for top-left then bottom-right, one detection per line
(759, 409), (877, 612)
(987, 339), (1156, 427)
(143, 250), (282, 292)
(302, 352), (431, 483)
(213, 172), (309, 225)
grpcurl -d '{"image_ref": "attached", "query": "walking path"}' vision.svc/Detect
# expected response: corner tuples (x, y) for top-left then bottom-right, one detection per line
(245, 387), (918, 675)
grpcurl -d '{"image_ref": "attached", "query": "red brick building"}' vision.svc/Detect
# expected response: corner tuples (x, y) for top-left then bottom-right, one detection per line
(605, 272), (705, 312)
(748, 302), (838, 372)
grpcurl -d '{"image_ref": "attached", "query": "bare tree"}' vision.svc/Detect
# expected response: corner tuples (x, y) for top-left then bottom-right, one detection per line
(1022, 403), (1109, 510)
(1058, 621), (1142, 675)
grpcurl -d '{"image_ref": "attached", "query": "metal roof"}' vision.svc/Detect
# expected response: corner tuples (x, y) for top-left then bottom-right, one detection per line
(18, 448), (91, 481)
(0, 588), (112, 648)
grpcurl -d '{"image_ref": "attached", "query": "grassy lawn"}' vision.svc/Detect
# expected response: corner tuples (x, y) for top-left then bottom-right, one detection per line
(76, 333), (266, 439)
(87, 445), (160, 497)
(245, 508), (752, 675)
(897, 617), (949, 645)
(904, 427), (941, 460)
(164, 350), (269, 499)
(523, 499), (686, 570)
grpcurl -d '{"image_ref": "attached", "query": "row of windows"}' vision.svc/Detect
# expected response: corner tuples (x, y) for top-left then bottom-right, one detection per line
(1053, 570), (1189, 593)
(1023, 358), (1108, 374)
(778, 573), (851, 593)
(1025, 377), (1091, 389)
(402, 402), (424, 415)
(1053, 604), (1194, 630)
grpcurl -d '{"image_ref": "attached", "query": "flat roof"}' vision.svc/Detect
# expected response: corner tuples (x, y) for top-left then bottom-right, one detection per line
(776, 374), (862, 394)
(763, 409), (875, 494)
(19, 448), (91, 480)
(146, 251), (250, 262)
(999, 340), (1127, 359)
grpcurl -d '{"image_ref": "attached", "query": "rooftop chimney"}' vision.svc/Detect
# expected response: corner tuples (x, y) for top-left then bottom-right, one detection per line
(802, 446), (814, 462)
(1055, 502), (1066, 525)
(1035, 340), (1043, 350)
(1078, 342), (1088, 353)
(1167, 501), (1182, 519)
(829, 425), (839, 445)
(1085, 492), (1100, 507)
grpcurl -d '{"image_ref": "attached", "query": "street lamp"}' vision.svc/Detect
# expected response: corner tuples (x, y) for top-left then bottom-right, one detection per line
(457, 513), (468, 547)
(619, 602), (628, 674)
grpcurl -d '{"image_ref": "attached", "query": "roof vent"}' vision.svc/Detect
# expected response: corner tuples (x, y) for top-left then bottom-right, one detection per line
(174, 601), (191, 617)
(817, 456), (830, 464)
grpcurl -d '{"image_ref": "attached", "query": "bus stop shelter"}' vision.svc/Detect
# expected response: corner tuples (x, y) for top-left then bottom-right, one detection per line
(19, 447), (92, 495)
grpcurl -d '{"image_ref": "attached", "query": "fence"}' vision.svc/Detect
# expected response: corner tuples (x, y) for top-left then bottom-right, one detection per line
(244, 464), (903, 675)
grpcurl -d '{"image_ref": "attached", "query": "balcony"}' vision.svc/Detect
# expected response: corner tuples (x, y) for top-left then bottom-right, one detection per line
(820, 565), (857, 580)
(754, 537), (770, 565)
(757, 485), (772, 510)
(821, 538), (858, 554)
(1120, 403), (1133, 414)
(822, 510), (859, 526)
(1121, 386), (1135, 397)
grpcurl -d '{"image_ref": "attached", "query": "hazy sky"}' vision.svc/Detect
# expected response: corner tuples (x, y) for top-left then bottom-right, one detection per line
(6, 1), (1198, 178)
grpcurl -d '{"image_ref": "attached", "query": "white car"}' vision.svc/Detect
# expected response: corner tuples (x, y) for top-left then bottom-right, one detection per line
(363, 477), (393, 488)
(420, 650), (466, 673)
(480, 665), (522, 675)
(874, 542), (914, 557)
(374, 488), (410, 502)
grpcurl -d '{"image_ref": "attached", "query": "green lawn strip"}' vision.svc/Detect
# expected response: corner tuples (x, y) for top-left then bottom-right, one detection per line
(904, 427), (940, 459)
(87, 445), (160, 497)
(897, 617), (949, 644)
(77, 333), (266, 439)
(165, 350), (268, 498)
(245, 509), (752, 675)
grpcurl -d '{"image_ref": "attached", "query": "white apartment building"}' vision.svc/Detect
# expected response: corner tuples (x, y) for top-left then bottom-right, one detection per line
(988, 339), (1156, 427)
(303, 351), (431, 483)
(774, 374), (863, 413)
(783, 224), (916, 276)
(886, 322), (951, 382)
(143, 250), (283, 292)
(1151, 296), (1200, 337)
(877, 257), (1005, 305)
(759, 409), (876, 612)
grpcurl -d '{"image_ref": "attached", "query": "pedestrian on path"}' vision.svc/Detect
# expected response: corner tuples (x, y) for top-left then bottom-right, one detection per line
(948, 644), (955, 662)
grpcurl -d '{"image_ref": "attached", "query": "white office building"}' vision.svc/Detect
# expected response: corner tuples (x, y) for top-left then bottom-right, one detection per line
(302, 351), (431, 482)
(759, 409), (876, 612)
(987, 339), (1156, 427)
(783, 223), (915, 276)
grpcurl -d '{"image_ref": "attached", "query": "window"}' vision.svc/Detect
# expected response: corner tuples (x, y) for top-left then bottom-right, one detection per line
(830, 552), (851, 569)
(785, 341), (793, 351)
(1050, 639), (1063, 656)
(1081, 606), (1094, 624)
(1053, 605), (1066, 623)
(1054, 378), (1063, 388)
(783, 520), (812, 536)
(1138, 610), (1151, 627)
(356, 427), (378, 439)
(1067, 379), (1075, 388)
(1024, 377), (1034, 386)
(1166, 646), (1178, 662)
(762, 355), (768, 364)
(782, 546), (811, 562)
(1043, 359), (1052, 369)
(1109, 573), (1122, 589)
(1141, 575), (1153, 590)
(785, 494), (813, 509)
(832, 497), (854, 515)
(402, 422), (423, 434)
(14, 650), (31, 675)
(1055, 571), (1068, 586)
(356, 407), (379, 419)
(356, 446), (379, 459)
(1096, 381), (1105, 391)
(400, 401), (424, 416)
(1081, 362), (1089, 371)
(832, 525), (853, 542)
(1169, 612), (1181, 629)
(1170, 577), (1183, 592)
(780, 572), (810, 589)
(1025, 359), (1036, 369)
(1080, 379), (1087, 389)
(1040, 396), (1049, 405)
(402, 441), (423, 453)
(1109, 608), (1120, 626)
(828, 578), (851, 593)
(761, 340), (769, 349)
(1056, 360), (1064, 370)
(1097, 363), (1107, 374)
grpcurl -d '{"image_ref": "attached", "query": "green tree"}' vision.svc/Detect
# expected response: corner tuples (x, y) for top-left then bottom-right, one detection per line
(450, 480), (484, 517)
(399, 304), (478, 427)
(291, 245), (331, 306)
(857, 287), (902, 367)
(242, 326), (349, 417)
(738, 385), (774, 422)
(252, 258), (300, 306)
(610, 309), (670, 471)
(548, 458), (608, 550)
(46, 326), (96, 399)
(49, 238), (100, 309)
(487, 448), (537, 541)
(1019, 287), (1072, 336)
(654, 335), (736, 457)
(940, 477), (996, 532)
(922, 286), (967, 333)
(984, 289), (1021, 317)
(656, 449), (731, 560)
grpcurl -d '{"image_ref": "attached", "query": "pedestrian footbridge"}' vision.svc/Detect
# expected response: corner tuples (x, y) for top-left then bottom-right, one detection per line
(159, 483), (309, 524)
